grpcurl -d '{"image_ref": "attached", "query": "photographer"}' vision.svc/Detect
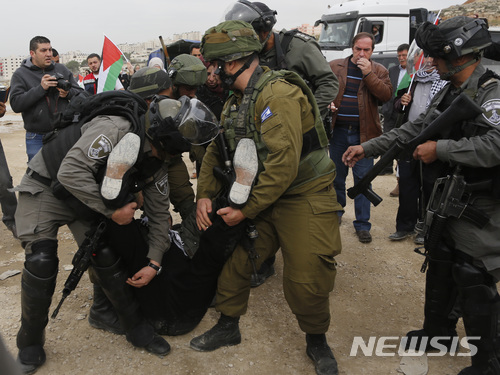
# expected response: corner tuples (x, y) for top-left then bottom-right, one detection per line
(10, 36), (83, 161)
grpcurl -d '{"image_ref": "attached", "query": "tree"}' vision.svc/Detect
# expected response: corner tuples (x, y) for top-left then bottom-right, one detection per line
(65, 60), (80, 73)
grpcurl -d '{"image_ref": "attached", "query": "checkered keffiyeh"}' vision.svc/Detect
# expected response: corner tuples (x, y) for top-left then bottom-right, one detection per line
(415, 69), (448, 108)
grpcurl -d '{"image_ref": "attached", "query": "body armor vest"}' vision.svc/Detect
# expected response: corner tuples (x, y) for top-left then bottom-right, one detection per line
(221, 67), (333, 193)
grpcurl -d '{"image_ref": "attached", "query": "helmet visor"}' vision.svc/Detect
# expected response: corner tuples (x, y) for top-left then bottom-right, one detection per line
(178, 98), (220, 145)
(222, 1), (261, 24)
(406, 40), (434, 76)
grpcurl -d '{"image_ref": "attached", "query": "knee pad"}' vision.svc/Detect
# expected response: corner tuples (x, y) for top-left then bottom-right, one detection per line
(91, 245), (119, 268)
(25, 240), (58, 278)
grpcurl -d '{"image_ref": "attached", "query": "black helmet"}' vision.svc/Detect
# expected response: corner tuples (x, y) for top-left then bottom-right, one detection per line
(415, 16), (492, 60)
(145, 96), (219, 155)
(223, 1), (277, 33)
(128, 67), (172, 99)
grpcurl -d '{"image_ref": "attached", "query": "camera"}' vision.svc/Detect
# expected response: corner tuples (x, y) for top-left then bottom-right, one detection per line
(53, 73), (72, 91)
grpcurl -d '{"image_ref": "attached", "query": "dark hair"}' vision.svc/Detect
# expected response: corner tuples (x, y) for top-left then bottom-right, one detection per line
(52, 48), (59, 57)
(397, 43), (410, 52)
(29, 36), (51, 52)
(352, 32), (375, 49)
(190, 43), (201, 53)
(87, 53), (101, 62)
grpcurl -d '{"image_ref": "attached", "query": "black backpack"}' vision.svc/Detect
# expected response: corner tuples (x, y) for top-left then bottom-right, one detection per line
(42, 90), (148, 181)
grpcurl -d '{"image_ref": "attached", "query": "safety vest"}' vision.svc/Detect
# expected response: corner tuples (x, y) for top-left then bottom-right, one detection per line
(221, 67), (333, 192)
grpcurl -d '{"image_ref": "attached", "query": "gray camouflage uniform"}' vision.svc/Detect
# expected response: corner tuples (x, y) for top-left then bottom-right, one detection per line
(362, 63), (500, 278)
(15, 115), (171, 263)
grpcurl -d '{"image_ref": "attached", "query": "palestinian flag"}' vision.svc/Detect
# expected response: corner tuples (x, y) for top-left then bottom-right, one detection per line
(97, 35), (124, 93)
(395, 72), (412, 96)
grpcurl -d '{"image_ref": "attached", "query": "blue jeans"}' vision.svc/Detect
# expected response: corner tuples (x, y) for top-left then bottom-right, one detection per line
(26, 132), (44, 162)
(329, 126), (373, 231)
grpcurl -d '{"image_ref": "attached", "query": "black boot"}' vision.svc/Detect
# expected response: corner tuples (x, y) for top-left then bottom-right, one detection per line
(88, 284), (124, 335)
(454, 261), (500, 375)
(17, 269), (57, 374)
(405, 243), (458, 352)
(189, 314), (241, 351)
(250, 256), (276, 288)
(306, 333), (339, 375)
(91, 259), (170, 357)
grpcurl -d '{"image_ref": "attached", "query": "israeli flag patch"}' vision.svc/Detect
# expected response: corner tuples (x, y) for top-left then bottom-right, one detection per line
(261, 106), (273, 122)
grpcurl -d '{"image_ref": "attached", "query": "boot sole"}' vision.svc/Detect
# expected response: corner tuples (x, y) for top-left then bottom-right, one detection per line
(229, 138), (258, 207)
(101, 133), (140, 200)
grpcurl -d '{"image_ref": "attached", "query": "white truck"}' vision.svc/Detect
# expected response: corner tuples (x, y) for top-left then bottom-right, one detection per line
(315, 0), (431, 62)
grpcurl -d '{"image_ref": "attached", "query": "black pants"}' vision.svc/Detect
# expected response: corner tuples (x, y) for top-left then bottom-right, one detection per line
(396, 159), (421, 232)
(104, 209), (246, 326)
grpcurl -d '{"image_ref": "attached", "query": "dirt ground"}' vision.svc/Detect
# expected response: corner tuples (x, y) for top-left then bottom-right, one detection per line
(0, 108), (475, 375)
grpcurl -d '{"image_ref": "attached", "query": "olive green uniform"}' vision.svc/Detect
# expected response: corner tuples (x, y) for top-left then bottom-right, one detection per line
(260, 29), (339, 116)
(197, 69), (342, 334)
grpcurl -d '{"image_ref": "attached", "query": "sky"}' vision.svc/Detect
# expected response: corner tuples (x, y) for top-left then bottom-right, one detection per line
(2, 0), (465, 58)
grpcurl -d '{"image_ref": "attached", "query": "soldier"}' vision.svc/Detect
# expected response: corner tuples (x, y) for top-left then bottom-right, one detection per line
(190, 21), (342, 375)
(223, 0), (340, 286)
(343, 16), (500, 374)
(13, 91), (171, 373)
(223, 0), (338, 116)
(168, 54), (210, 181)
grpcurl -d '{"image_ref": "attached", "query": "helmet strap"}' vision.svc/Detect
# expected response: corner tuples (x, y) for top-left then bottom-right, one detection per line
(440, 54), (479, 80)
(219, 54), (256, 89)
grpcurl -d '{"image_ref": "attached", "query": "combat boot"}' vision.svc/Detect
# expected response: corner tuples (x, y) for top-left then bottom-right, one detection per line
(405, 244), (458, 352)
(228, 138), (258, 208)
(189, 314), (241, 351)
(90, 259), (170, 357)
(16, 269), (57, 374)
(306, 333), (339, 375)
(454, 261), (500, 375)
(100, 132), (140, 206)
(88, 284), (125, 335)
(250, 256), (276, 288)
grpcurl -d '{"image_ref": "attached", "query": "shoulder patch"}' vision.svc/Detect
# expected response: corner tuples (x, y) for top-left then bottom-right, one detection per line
(155, 173), (169, 196)
(88, 134), (113, 159)
(481, 99), (500, 126)
(261, 106), (273, 123)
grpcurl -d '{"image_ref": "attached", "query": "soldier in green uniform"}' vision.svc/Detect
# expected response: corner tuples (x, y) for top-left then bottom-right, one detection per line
(223, 0), (340, 286)
(343, 17), (500, 374)
(189, 21), (342, 375)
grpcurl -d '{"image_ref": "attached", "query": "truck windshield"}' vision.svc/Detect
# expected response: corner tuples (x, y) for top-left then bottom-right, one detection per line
(318, 20), (356, 50)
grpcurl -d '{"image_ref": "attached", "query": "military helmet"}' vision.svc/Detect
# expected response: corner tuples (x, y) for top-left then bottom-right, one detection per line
(201, 20), (262, 62)
(223, 1), (277, 33)
(167, 54), (207, 87)
(128, 67), (171, 99)
(415, 16), (492, 60)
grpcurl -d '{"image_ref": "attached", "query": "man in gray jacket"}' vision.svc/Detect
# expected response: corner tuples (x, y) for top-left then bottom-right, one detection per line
(10, 36), (83, 161)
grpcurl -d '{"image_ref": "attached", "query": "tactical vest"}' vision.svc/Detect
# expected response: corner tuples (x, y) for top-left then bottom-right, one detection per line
(221, 67), (333, 193)
(39, 91), (161, 215)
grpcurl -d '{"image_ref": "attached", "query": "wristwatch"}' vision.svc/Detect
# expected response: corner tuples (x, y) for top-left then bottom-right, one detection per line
(148, 262), (162, 276)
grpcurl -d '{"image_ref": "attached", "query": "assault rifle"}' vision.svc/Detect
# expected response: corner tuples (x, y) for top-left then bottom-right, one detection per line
(51, 220), (107, 318)
(347, 93), (483, 206)
(416, 166), (490, 272)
